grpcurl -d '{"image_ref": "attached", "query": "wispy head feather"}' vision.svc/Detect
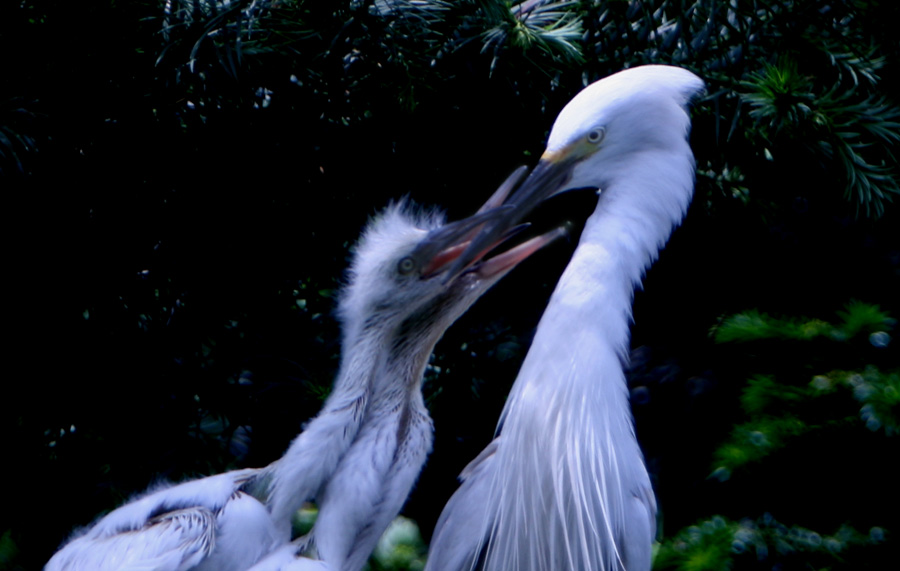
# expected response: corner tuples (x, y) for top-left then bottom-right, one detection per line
(337, 199), (446, 330)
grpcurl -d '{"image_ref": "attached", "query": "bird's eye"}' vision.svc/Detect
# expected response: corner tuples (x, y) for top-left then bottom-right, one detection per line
(397, 257), (416, 275)
(587, 127), (606, 144)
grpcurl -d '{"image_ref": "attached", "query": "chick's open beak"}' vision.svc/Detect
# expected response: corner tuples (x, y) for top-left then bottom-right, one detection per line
(422, 220), (562, 281)
(443, 155), (577, 281)
(418, 213), (531, 278)
(409, 206), (515, 278)
(472, 226), (567, 279)
(413, 162), (569, 280)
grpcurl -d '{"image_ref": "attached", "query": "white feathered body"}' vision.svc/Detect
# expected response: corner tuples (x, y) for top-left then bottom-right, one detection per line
(427, 65), (703, 571)
(46, 366), (376, 571)
(45, 470), (281, 571)
(314, 381), (434, 571)
(46, 205), (464, 571)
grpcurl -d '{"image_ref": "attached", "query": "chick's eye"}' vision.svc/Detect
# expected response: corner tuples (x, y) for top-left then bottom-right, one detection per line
(587, 127), (606, 144)
(397, 257), (416, 275)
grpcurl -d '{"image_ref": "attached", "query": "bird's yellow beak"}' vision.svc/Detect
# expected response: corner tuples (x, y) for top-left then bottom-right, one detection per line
(519, 148), (578, 201)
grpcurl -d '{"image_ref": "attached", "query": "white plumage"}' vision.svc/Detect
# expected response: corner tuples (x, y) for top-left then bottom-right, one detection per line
(256, 202), (562, 571)
(47, 195), (556, 571)
(426, 65), (705, 571)
(46, 470), (279, 570)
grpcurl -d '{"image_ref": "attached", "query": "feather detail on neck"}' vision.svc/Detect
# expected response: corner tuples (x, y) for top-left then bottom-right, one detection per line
(480, 144), (694, 571)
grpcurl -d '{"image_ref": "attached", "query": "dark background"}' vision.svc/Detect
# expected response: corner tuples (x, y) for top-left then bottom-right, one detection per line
(3, 1), (897, 569)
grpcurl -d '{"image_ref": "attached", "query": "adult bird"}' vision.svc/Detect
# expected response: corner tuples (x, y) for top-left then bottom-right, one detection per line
(45, 176), (560, 571)
(427, 65), (705, 571)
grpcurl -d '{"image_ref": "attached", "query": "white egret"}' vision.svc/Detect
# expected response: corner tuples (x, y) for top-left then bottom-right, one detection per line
(427, 65), (705, 571)
(45, 177), (559, 571)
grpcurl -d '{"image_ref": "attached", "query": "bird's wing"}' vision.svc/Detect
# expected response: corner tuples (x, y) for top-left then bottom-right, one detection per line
(424, 438), (500, 571)
(45, 469), (278, 571)
(45, 507), (216, 571)
(457, 437), (499, 481)
(620, 481), (657, 571)
(428, 348), (658, 571)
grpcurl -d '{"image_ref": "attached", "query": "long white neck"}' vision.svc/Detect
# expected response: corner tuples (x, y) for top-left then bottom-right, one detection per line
(264, 324), (388, 531)
(311, 323), (441, 571)
(504, 143), (693, 418)
(485, 146), (693, 570)
(264, 308), (447, 533)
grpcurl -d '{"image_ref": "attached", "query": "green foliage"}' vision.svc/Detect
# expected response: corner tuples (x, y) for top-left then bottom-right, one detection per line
(813, 367), (900, 437)
(655, 514), (888, 571)
(288, 509), (427, 570)
(838, 300), (896, 339)
(742, 59), (817, 135)
(711, 303), (897, 475)
(659, 301), (900, 568)
(714, 310), (830, 343)
(151, 0), (900, 218)
(714, 301), (894, 344)
(290, 505), (319, 539)
(479, 0), (583, 69)
(820, 93), (900, 217)
(155, 0), (584, 119)
(712, 413), (808, 475)
(654, 516), (737, 571)
(0, 530), (20, 569)
(369, 516), (427, 571)
(741, 58), (900, 217)
(7, 1), (900, 217)
(740, 375), (810, 415)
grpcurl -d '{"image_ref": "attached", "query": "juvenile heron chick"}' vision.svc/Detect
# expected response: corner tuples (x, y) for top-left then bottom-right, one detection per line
(46, 175), (562, 571)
